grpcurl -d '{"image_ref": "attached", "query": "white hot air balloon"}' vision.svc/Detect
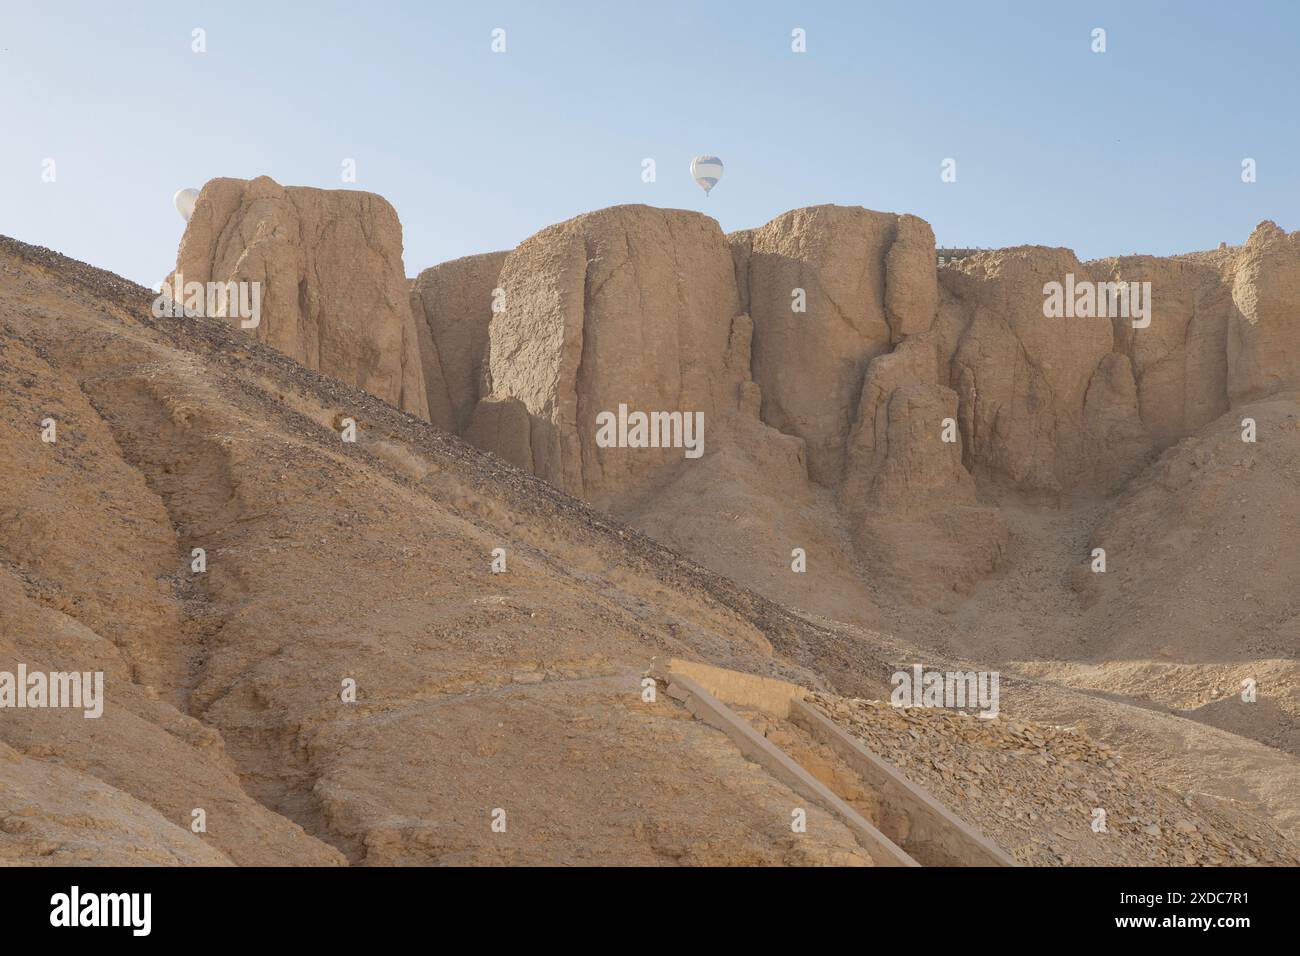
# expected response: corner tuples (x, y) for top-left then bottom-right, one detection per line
(173, 187), (200, 222)
(690, 155), (724, 196)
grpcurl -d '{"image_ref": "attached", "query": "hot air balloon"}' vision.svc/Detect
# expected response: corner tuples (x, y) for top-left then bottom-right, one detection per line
(690, 156), (724, 196)
(173, 187), (200, 222)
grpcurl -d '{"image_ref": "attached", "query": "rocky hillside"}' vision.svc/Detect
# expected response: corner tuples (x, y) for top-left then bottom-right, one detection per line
(0, 235), (896, 864)
(5, 177), (1300, 866)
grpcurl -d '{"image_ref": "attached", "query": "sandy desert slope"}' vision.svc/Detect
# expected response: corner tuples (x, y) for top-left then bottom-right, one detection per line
(0, 236), (902, 865)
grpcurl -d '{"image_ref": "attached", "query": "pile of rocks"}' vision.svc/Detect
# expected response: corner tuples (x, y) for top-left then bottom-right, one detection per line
(807, 692), (1300, 866)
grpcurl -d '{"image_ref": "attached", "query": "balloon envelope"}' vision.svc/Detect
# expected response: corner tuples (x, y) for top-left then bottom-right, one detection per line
(690, 156), (724, 194)
(173, 188), (200, 222)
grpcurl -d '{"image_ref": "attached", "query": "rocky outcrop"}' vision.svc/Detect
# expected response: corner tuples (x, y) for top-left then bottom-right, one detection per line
(177, 184), (1290, 524)
(931, 223), (1299, 497)
(885, 215), (941, 343)
(840, 380), (1007, 608)
(475, 205), (763, 504)
(409, 250), (510, 433)
(1097, 256), (1230, 451)
(1227, 221), (1300, 404)
(855, 384), (974, 511)
(170, 176), (429, 420)
(437, 203), (1299, 606)
(840, 299), (967, 509)
(164, 186), (1300, 612)
(842, 242), (1155, 506)
(732, 207), (909, 485)
(1079, 352), (1152, 492)
(944, 248), (1123, 497)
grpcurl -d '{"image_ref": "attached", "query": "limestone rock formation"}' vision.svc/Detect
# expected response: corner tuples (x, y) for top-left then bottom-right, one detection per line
(1227, 221), (1300, 404)
(840, 381), (1006, 608)
(839, 301), (968, 511)
(160, 187), (1300, 617)
(376, 201), (1300, 620)
(731, 206), (904, 485)
(12, 198), (1300, 866)
(409, 250), (510, 433)
(885, 215), (940, 343)
(930, 222), (1299, 498)
(856, 383), (974, 511)
(170, 176), (429, 420)
(476, 205), (760, 505)
(1098, 255), (1229, 451)
(944, 248), (1120, 497)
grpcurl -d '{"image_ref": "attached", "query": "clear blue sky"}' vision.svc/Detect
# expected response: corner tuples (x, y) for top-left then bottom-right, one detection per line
(2, 0), (1296, 285)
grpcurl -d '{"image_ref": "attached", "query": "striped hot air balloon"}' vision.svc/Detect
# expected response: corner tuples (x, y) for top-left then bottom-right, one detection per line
(690, 155), (724, 196)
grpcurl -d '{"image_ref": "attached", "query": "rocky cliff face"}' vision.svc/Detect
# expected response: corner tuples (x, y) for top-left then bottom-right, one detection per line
(397, 200), (1300, 609)
(170, 176), (430, 421)
(169, 184), (1300, 612)
(1227, 221), (1300, 405)
(470, 205), (773, 506)
(409, 250), (510, 434)
(1097, 255), (1229, 452)
(730, 206), (938, 485)
(939, 248), (1145, 498)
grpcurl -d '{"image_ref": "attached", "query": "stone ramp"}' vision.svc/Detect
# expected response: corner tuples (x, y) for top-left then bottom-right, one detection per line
(651, 658), (1016, 867)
